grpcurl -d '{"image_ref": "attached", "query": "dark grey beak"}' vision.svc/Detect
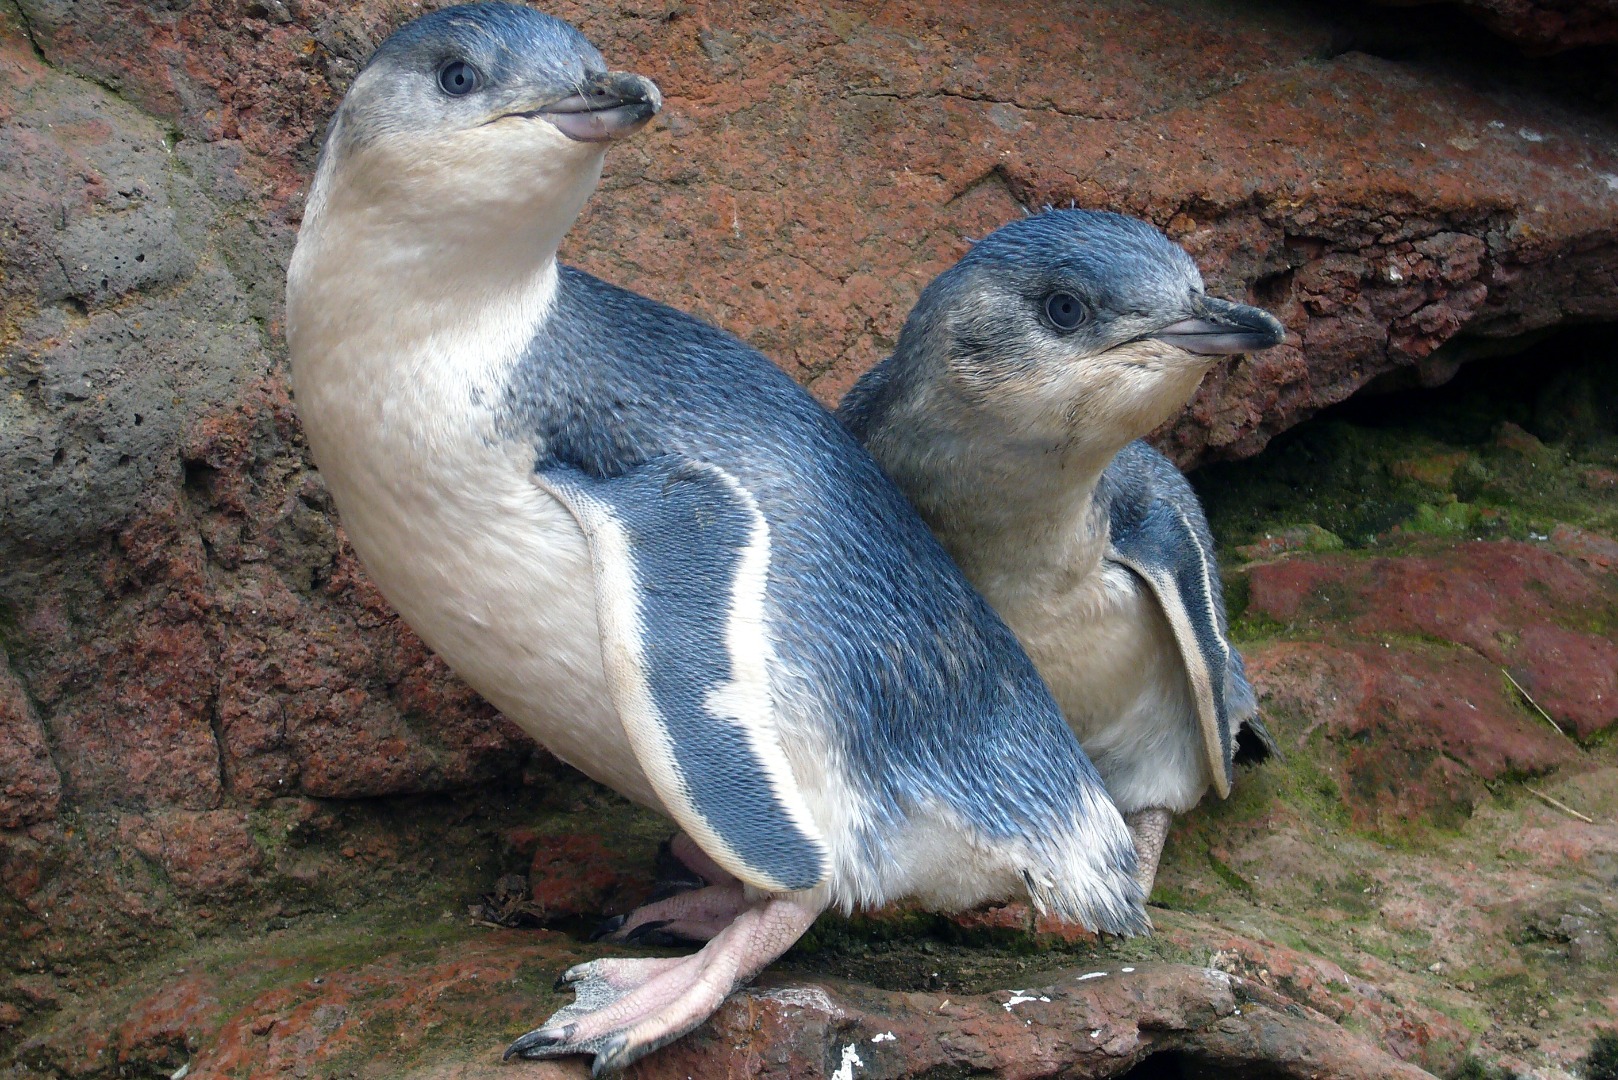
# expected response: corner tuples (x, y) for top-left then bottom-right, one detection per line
(1151, 296), (1285, 356)
(540, 71), (662, 143)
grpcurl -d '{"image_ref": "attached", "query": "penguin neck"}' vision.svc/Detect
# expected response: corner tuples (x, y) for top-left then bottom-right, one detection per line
(288, 133), (604, 354)
(870, 372), (1124, 594)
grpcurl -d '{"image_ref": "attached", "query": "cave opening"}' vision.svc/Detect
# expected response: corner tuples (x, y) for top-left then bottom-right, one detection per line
(1114, 1049), (1293, 1080)
(1191, 324), (1618, 559)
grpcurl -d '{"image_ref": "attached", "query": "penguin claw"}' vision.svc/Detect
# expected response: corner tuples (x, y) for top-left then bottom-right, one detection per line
(502, 1023), (573, 1060)
(589, 914), (627, 941)
(622, 918), (673, 944)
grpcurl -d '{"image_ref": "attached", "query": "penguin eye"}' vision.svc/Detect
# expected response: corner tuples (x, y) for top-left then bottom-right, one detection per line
(1042, 292), (1090, 331)
(436, 60), (483, 97)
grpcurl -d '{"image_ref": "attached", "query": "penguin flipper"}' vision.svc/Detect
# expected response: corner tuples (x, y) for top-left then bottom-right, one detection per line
(535, 456), (829, 894)
(1105, 498), (1236, 799)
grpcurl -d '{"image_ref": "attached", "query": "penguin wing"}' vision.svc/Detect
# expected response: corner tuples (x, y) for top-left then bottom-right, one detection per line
(534, 455), (829, 894)
(1104, 489), (1237, 799)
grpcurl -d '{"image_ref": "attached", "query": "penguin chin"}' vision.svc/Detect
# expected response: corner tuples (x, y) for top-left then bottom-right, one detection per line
(1078, 341), (1214, 431)
(948, 337), (1211, 461)
(367, 117), (604, 227)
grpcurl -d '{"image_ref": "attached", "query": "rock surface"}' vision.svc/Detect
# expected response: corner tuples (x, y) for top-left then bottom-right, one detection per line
(2, 0), (1618, 1075)
(8, 921), (1435, 1080)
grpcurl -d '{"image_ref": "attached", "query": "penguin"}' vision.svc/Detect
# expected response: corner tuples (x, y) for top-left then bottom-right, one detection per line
(285, 8), (1146, 1074)
(839, 210), (1286, 896)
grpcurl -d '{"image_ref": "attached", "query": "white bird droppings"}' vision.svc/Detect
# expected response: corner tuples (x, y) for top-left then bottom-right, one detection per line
(872, 1032), (896, 1043)
(831, 1043), (864, 1080)
(1076, 971), (1108, 981)
(1003, 990), (1052, 1010)
(1121, 967), (1135, 973)
(1518, 128), (1546, 142)
(760, 986), (843, 1017)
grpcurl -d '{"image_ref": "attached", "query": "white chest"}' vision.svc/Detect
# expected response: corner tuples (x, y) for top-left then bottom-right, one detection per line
(974, 554), (1211, 814)
(287, 273), (657, 808)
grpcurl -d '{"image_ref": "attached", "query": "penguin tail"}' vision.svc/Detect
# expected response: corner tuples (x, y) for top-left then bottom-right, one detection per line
(1021, 786), (1151, 937)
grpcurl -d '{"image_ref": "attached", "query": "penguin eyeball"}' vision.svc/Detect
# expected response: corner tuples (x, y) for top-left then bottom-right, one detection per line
(436, 60), (483, 97)
(1042, 292), (1090, 331)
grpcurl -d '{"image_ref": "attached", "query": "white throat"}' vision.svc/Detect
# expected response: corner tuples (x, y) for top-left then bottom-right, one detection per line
(287, 113), (604, 359)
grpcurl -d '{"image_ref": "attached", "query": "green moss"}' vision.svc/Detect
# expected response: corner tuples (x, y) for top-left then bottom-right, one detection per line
(1193, 341), (1618, 560)
(1448, 1054), (1521, 1080)
(1584, 1030), (1618, 1080)
(1203, 848), (1255, 896)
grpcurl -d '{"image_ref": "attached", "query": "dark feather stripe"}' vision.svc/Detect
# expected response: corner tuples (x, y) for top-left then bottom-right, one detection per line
(1101, 442), (1237, 793)
(541, 458), (826, 892)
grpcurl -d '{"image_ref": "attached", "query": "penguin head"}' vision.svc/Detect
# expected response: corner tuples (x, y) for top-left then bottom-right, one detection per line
(310, 3), (660, 251)
(890, 210), (1284, 460)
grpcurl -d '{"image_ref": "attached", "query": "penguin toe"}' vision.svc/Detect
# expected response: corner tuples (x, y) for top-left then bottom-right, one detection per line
(502, 1023), (573, 1060)
(589, 914), (628, 942)
(621, 918), (675, 945)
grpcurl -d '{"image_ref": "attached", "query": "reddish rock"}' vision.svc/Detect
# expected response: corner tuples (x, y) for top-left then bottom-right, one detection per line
(527, 831), (660, 923)
(0, 651), (60, 829)
(1245, 540), (1618, 737)
(116, 809), (266, 899)
(16, 926), (1437, 1080)
(1552, 522), (1618, 570)
(42, 613), (224, 813)
(9, 1), (1618, 463)
(1156, 923), (1471, 1072)
(1, 0), (1617, 1065)
(1245, 639), (1576, 827)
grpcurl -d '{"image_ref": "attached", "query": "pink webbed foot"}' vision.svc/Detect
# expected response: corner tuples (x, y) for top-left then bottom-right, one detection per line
(593, 831), (745, 946)
(506, 895), (822, 1075)
(598, 881), (751, 946)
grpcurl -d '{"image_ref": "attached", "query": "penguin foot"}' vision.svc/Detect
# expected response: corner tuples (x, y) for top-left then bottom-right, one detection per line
(598, 881), (749, 946)
(505, 895), (823, 1075)
(1125, 807), (1174, 900)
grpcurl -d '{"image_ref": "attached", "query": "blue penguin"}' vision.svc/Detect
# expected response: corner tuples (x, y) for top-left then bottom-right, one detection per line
(285, 7), (1146, 1073)
(839, 210), (1285, 896)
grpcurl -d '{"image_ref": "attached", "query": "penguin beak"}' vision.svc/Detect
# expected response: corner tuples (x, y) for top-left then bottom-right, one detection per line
(1150, 296), (1285, 355)
(538, 71), (662, 143)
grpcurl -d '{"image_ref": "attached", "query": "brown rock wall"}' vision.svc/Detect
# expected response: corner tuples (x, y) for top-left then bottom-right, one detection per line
(0, 652), (59, 830)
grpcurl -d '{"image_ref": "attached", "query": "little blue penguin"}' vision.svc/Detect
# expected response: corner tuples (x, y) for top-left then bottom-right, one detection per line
(285, 7), (1146, 1074)
(839, 210), (1286, 897)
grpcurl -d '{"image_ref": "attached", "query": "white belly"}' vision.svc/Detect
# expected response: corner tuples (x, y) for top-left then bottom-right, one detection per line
(297, 382), (659, 811)
(986, 562), (1210, 814)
